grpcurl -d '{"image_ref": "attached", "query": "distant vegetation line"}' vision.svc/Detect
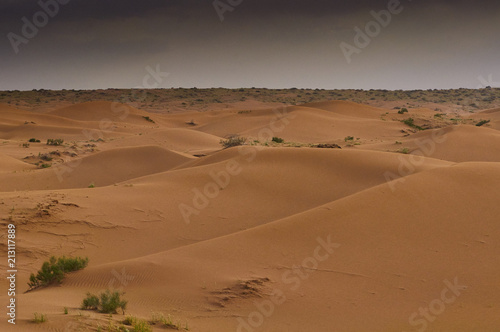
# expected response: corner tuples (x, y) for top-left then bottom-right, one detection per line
(1, 87), (499, 113)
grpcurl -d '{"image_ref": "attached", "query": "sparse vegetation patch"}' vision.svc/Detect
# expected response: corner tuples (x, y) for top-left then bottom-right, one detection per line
(28, 256), (89, 291)
(401, 118), (424, 130)
(220, 135), (246, 149)
(476, 119), (490, 127)
(33, 313), (47, 323)
(47, 138), (64, 146)
(315, 143), (342, 149)
(81, 290), (127, 314)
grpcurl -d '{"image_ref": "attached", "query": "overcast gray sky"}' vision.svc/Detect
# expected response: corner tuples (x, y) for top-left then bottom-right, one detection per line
(0, 0), (499, 90)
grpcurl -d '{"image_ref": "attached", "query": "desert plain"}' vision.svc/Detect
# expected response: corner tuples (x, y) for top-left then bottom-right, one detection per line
(1, 88), (500, 331)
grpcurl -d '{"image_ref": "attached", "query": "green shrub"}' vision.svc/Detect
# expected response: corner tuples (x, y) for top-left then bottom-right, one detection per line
(476, 119), (490, 127)
(161, 314), (182, 329)
(28, 256), (89, 290)
(402, 118), (414, 126)
(81, 293), (99, 310)
(123, 316), (137, 325)
(401, 118), (423, 130)
(150, 312), (186, 330)
(22, 143), (30, 148)
(133, 319), (152, 332)
(82, 290), (127, 314)
(315, 143), (341, 149)
(220, 136), (246, 149)
(142, 116), (155, 123)
(39, 153), (52, 161)
(57, 256), (89, 272)
(271, 137), (284, 143)
(29, 138), (41, 143)
(47, 138), (64, 146)
(100, 289), (127, 314)
(33, 313), (47, 323)
(398, 108), (408, 114)
(398, 148), (410, 154)
(344, 136), (354, 142)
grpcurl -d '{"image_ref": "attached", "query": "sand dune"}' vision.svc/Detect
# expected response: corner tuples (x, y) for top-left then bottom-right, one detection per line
(469, 107), (500, 131)
(193, 103), (404, 144)
(0, 103), (154, 140)
(48, 101), (151, 123)
(0, 102), (131, 130)
(0, 153), (36, 172)
(301, 100), (388, 119)
(1, 99), (499, 332)
(0, 147), (451, 271)
(241, 105), (402, 143)
(101, 128), (223, 155)
(38, 162), (500, 332)
(0, 145), (193, 191)
(192, 108), (289, 138)
(403, 125), (500, 162)
(22, 163), (500, 331)
(0, 123), (131, 141)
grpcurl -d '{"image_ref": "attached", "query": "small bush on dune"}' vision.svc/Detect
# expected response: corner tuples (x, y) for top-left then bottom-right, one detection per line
(271, 137), (284, 143)
(57, 256), (89, 271)
(29, 138), (41, 143)
(100, 289), (127, 314)
(39, 153), (52, 161)
(134, 319), (153, 332)
(47, 138), (64, 146)
(476, 119), (490, 127)
(150, 312), (186, 330)
(124, 317), (152, 332)
(123, 316), (137, 325)
(81, 293), (99, 310)
(28, 256), (89, 291)
(81, 290), (127, 314)
(124, 316), (153, 332)
(401, 118), (424, 130)
(398, 108), (408, 114)
(315, 143), (341, 149)
(402, 118), (415, 127)
(33, 313), (47, 323)
(220, 135), (246, 149)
